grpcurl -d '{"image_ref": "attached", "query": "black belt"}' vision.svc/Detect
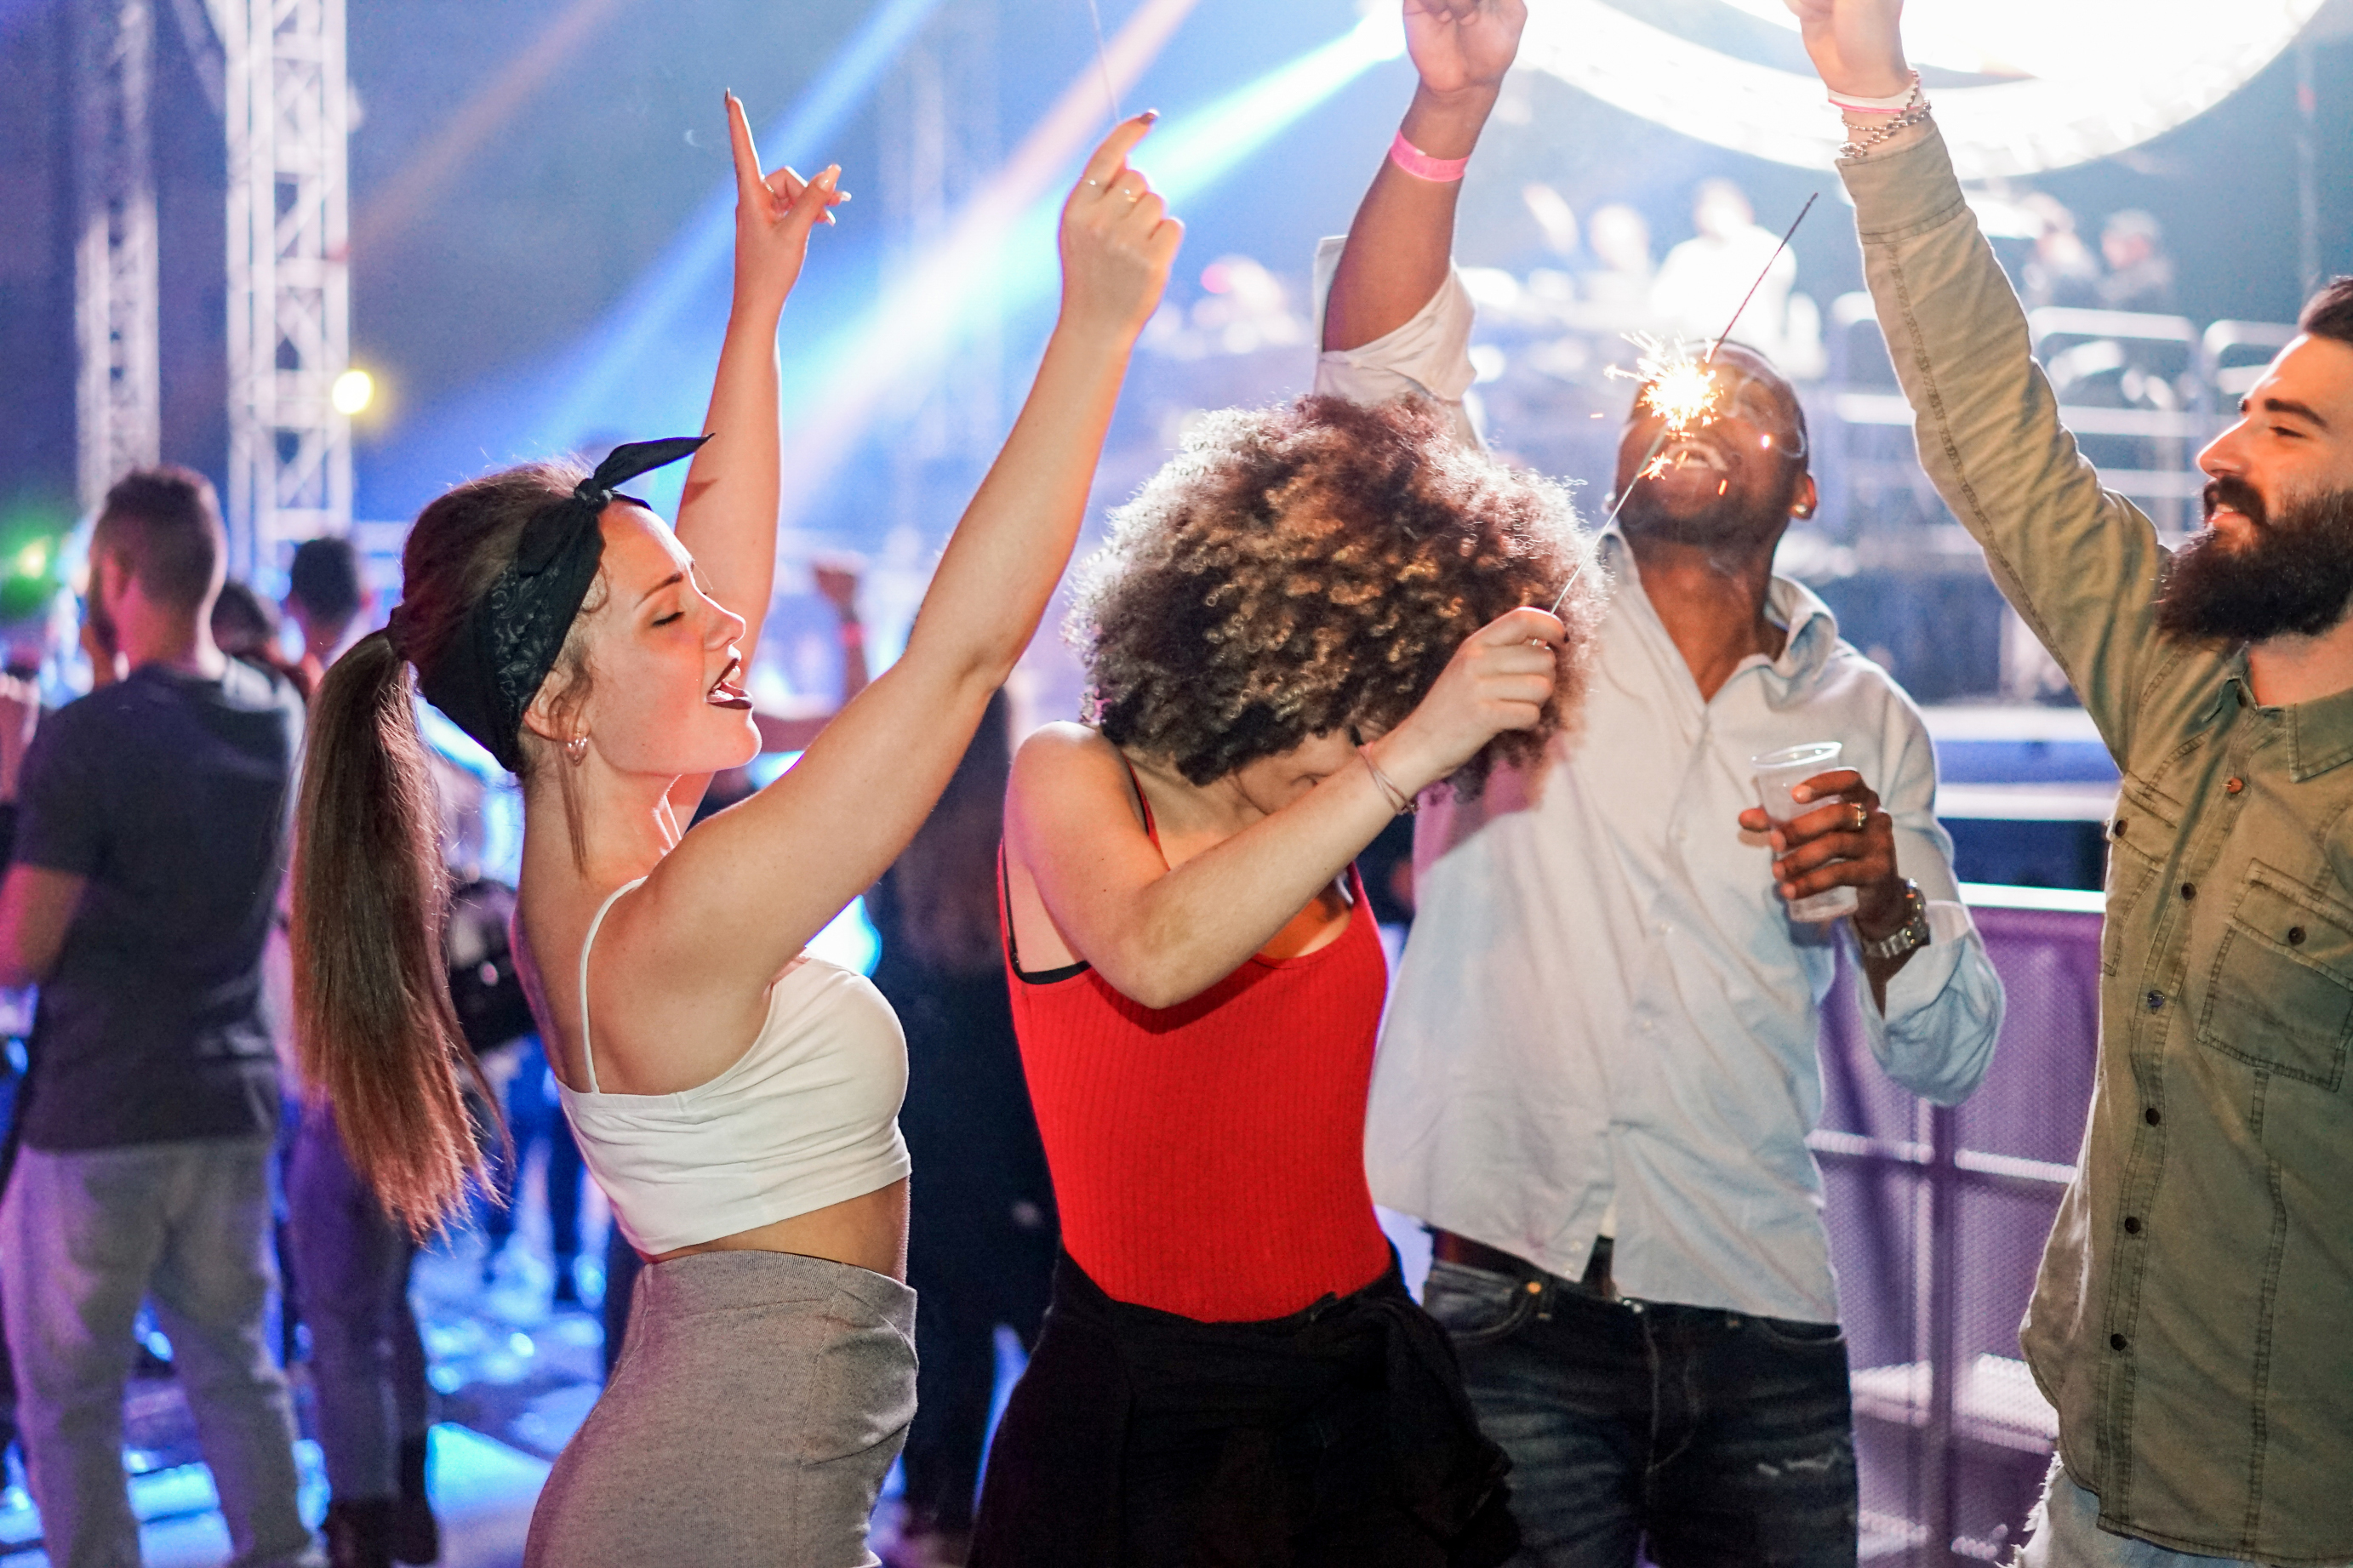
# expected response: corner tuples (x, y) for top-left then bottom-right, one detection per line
(1430, 1229), (1616, 1300)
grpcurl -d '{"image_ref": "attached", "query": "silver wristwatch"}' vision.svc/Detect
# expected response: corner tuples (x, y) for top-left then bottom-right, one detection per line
(1855, 879), (1931, 962)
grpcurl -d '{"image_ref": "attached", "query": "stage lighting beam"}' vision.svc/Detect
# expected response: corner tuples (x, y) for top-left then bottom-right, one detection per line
(538, 0), (949, 448)
(772, 3), (1399, 530)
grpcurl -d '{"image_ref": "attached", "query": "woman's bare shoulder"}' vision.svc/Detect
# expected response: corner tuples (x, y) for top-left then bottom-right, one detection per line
(1008, 723), (1139, 836)
(1011, 721), (1123, 787)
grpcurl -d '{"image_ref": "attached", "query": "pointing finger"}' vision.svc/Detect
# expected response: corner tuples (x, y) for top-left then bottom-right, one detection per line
(1077, 111), (1160, 196)
(725, 93), (768, 213)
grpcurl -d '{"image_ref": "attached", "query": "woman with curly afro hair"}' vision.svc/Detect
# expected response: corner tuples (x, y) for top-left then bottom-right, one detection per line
(970, 391), (1602, 1568)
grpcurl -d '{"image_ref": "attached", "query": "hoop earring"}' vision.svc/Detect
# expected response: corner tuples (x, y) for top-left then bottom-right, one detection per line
(565, 734), (589, 765)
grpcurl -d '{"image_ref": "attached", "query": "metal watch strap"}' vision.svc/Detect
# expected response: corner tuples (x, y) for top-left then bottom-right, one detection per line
(1856, 879), (1930, 962)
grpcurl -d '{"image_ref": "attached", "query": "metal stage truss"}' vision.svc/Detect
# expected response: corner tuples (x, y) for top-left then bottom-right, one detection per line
(208, 0), (352, 581)
(73, 0), (162, 517)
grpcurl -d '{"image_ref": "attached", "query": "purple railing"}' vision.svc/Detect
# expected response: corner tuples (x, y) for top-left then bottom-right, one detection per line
(1815, 887), (2105, 1565)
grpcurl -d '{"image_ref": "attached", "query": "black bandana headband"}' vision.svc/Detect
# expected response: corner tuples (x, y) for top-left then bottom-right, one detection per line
(410, 436), (711, 772)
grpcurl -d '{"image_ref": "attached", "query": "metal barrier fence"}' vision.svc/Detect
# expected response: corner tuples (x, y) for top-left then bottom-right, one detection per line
(1820, 297), (2296, 542)
(1815, 884), (2105, 1565)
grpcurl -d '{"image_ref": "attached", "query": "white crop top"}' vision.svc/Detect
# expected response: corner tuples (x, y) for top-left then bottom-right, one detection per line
(557, 879), (911, 1254)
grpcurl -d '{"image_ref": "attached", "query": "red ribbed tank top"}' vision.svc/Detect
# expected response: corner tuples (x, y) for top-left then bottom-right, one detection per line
(1002, 784), (1392, 1323)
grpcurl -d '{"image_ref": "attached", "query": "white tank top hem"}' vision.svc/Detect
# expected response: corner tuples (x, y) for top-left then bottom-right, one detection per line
(557, 877), (911, 1255)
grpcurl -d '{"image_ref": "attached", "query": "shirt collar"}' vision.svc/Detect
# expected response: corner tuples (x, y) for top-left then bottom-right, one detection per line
(1598, 523), (1842, 687)
(2206, 648), (2353, 781)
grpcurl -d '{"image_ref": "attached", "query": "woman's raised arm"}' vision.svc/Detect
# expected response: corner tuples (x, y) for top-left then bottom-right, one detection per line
(639, 115), (1181, 989)
(665, 94), (847, 818)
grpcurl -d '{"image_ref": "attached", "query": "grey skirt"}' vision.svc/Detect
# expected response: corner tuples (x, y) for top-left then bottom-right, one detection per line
(523, 1249), (917, 1568)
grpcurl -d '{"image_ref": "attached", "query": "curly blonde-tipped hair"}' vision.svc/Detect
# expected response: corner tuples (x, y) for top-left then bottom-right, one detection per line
(1073, 394), (1605, 790)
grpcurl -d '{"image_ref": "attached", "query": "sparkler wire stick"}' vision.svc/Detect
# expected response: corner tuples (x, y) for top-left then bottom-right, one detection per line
(1547, 426), (1665, 615)
(1083, 0), (1122, 125)
(1705, 191), (1817, 363)
(1548, 192), (1821, 617)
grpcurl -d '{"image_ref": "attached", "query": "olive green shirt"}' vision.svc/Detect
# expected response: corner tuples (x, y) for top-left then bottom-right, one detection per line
(1843, 126), (2353, 1564)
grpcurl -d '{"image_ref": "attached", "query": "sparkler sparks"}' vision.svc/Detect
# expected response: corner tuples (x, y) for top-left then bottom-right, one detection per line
(1632, 339), (1721, 435)
(1545, 192), (1819, 619)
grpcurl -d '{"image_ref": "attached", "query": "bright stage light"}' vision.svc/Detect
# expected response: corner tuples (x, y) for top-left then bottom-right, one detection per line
(1518, 0), (2327, 178)
(331, 368), (374, 416)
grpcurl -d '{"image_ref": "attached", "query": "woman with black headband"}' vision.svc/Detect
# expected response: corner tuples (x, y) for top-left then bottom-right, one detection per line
(289, 97), (1179, 1565)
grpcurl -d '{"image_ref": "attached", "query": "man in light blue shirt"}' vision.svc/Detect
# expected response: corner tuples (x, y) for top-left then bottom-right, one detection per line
(1319, 4), (2007, 1563)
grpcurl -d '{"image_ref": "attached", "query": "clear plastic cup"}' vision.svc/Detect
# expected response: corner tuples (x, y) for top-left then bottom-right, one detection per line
(1751, 741), (1860, 922)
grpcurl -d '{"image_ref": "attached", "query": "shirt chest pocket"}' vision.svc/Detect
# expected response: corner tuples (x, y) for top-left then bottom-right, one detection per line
(2195, 866), (2353, 1092)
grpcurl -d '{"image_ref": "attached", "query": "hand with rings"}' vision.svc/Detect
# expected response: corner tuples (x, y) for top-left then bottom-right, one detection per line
(1733, 766), (1909, 932)
(1058, 111), (1183, 344)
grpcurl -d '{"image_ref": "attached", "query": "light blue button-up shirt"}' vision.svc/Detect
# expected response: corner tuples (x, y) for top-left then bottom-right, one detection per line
(1316, 242), (2007, 1322)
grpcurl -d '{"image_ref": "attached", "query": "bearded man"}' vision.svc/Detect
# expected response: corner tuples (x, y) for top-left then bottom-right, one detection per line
(1788, 0), (2353, 1561)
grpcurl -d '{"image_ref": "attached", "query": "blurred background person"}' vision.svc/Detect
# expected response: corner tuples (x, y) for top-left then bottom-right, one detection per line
(213, 582), (312, 697)
(2096, 208), (2176, 315)
(2019, 191), (2103, 311)
(1568, 202), (1659, 336)
(283, 537), (374, 692)
(1653, 177), (1825, 378)
(0, 468), (316, 1568)
(287, 1090), (440, 1568)
(868, 691), (1053, 1568)
(476, 1035), (589, 1308)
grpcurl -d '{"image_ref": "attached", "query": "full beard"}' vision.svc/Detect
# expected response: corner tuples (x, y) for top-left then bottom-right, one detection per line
(1615, 465), (1800, 550)
(2156, 480), (2353, 642)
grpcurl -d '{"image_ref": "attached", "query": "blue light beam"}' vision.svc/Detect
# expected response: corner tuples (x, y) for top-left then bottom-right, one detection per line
(767, 8), (1404, 507)
(536, 0), (946, 448)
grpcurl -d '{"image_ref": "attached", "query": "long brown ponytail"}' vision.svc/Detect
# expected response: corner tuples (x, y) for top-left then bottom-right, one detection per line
(294, 631), (482, 1232)
(293, 459), (590, 1233)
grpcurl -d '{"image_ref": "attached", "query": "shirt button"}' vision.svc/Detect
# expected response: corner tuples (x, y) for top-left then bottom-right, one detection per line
(2110, 1332), (2130, 1352)
(2110, 818), (2129, 838)
(2179, 883), (2196, 901)
(2145, 1106), (2163, 1126)
(2123, 1216), (2143, 1235)
(2224, 777), (2245, 795)
(2289, 927), (2308, 947)
(2145, 990), (2166, 1012)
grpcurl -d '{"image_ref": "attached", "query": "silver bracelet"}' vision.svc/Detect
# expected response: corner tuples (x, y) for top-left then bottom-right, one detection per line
(1359, 746), (1418, 816)
(1838, 77), (1932, 161)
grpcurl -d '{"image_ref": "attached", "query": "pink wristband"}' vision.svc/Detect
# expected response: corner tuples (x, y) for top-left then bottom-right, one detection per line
(1389, 130), (1469, 184)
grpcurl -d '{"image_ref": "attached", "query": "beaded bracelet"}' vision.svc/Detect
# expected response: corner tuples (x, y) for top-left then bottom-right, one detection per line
(1839, 100), (1933, 160)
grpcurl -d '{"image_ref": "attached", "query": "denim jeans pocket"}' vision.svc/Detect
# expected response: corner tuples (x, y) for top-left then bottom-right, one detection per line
(1750, 1314), (1845, 1351)
(1420, 1260), (1538, 1346)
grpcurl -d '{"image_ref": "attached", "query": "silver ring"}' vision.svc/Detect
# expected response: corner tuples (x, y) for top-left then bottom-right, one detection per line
(1852, 804), (1869, 833)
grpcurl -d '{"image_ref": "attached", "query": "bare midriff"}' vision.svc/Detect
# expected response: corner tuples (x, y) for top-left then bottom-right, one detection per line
(647, 1177), (910, 1281)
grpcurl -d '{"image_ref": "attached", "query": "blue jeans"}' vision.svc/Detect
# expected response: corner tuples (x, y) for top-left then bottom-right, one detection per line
(2019, 1459), (2351, 1568)
(286, 1108), (428, 1502)
(1422, 1258), (1857, 1568)
(0, 1138), (317, 1568)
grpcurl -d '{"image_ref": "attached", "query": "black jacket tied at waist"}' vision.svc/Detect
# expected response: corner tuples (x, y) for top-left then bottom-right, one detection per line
(971, 1248), (1517, 1568)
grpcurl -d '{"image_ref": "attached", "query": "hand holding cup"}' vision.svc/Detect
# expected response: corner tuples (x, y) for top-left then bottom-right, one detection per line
(1740, 744), (1904, 926)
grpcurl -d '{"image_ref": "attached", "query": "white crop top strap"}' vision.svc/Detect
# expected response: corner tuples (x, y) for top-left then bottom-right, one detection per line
(555, 876), (911, 1255)
(574, 876), (647, 1095)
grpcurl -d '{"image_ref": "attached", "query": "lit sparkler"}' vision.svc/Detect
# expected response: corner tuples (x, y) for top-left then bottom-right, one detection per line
(1546, 192), (1819, 617)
